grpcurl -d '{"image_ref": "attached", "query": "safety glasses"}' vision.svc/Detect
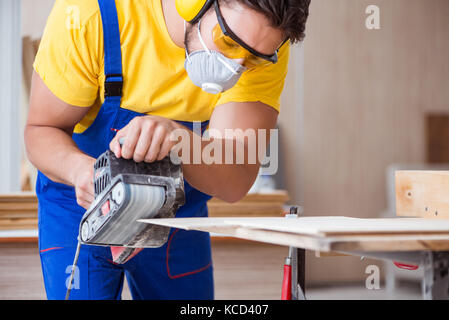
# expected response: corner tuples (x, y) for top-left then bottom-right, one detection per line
(212, 0), (288, 69)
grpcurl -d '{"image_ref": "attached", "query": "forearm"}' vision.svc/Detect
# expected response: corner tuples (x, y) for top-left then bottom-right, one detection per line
(24, 124), (94, 186)
(178, 128), (261, 202)
(183, 160), (259, 203)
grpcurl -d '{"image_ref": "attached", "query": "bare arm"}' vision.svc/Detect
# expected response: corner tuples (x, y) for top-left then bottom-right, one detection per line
(110, 101), (278, 203)
(181, 101), (278, 202)
(25, 71), (96, 208)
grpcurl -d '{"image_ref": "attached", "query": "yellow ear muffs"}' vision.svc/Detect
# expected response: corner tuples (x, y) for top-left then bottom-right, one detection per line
(175, 0), (216, 23)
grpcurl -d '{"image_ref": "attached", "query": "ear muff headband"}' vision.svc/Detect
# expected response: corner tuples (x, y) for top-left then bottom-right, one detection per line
(175, 0), (216, 24)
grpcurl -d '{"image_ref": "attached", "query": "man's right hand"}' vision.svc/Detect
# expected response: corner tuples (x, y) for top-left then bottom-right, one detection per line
(71, 156), (96, 209)
(25, 71), (95, 209)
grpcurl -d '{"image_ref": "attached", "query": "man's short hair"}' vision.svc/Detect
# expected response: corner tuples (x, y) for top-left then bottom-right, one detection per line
(225, 0), (311, 43)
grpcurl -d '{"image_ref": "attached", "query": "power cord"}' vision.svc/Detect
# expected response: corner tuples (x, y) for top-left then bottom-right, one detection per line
(65, 241), (82, 300)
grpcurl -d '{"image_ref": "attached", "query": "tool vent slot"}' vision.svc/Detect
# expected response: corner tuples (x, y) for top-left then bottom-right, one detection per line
(95, 173), (111, 196)
(94, 154), (112, 196)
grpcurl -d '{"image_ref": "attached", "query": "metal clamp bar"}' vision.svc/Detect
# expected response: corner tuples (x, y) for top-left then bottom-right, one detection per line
(422, 251), (449, 300)
(287, 206), (306, 300)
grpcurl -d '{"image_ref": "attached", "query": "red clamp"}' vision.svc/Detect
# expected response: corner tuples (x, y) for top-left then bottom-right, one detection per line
(281, 257), (292, 300)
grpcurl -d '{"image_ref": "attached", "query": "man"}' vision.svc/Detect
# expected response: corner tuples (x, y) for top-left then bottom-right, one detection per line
(25, 0), (310, 300)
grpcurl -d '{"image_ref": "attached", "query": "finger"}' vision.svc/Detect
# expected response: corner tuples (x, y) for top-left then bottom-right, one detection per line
(86, 182), (96, 200)
(133, 122), (154, 162)
(157, 136), (175, 161)
(77, 199), (89, 210)
(79, 187), (95, 204)
(145, 125), (166, 162)
(110, 124), (130, 158)
(76, 192), (92, 209)
(109, 135), (122, 158)
(121, 118), (142, 159)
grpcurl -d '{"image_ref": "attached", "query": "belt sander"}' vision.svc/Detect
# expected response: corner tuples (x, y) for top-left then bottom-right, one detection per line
(78, 149), (185, 263)
(66, 147), (185, 299)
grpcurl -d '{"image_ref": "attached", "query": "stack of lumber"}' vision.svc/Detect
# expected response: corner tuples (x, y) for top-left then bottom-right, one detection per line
(207, 191), (290, 217)
(0, 191), (290, 230)
(0, 194), (38, 230)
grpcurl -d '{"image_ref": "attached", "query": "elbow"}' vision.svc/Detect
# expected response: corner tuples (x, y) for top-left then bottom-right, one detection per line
(213, 168), (258, 203)
(216, 186), (249, 204)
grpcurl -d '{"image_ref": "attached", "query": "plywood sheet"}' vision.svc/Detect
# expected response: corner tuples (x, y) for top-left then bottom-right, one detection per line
(139, 217), (449, 253)
(140, 216), (449, 237)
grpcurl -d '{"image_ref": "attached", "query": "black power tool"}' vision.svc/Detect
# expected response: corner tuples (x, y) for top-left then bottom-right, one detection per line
(66, 150), (185, 299)
(79, 150), (185, 262)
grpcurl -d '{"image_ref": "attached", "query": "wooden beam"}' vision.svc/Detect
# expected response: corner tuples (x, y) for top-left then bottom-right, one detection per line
(208, 191), (289, 217)
(396, 170), (449, 219)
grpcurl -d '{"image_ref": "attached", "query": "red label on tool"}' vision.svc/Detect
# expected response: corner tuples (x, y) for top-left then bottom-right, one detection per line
(101, 200), (110, 216)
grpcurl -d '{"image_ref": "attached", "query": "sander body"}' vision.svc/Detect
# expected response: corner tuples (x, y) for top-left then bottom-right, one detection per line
(78, 150), (185, 263)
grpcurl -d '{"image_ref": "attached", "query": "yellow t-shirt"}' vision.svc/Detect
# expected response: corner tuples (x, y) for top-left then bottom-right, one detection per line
(34, 0), (290, 134)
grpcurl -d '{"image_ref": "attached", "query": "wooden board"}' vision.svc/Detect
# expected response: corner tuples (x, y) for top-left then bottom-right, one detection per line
(140, 216), (449, 237)
(0, 193), (38, 202)
(396, 171), (449, 218)
(139, 217), (449, 253)
(207, 191), (289, 217)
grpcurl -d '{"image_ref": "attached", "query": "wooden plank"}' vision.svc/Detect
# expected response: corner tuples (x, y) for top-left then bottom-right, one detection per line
(0, 212), (37, 219)
(207, 191), (289, 217)
(209, 191), (289, 204)
(0, 192), (37, 199)
(396, 170), (449, 218)
(140, 217), (449, 252)
(315, 251), (349, 258)
(329, 233), (449, 252)
(208, 203), (285, 217)
(0, 218), (37, 230)
(0, 203), (38, 211)
(144, 217), (449, 237)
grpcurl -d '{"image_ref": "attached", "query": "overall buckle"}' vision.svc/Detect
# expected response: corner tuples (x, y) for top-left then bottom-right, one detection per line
(104, 74), (123, 97)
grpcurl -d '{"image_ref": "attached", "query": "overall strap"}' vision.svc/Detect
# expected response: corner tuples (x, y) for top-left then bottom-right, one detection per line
(98, 0), (123, 105)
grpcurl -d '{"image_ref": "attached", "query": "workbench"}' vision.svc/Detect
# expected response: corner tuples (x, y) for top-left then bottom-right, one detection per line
(141, 171), (449, 300)
(140, 215), (449, 300)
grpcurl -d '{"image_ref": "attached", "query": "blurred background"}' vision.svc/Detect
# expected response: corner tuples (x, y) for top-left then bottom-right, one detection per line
(0, 0), (448, 299)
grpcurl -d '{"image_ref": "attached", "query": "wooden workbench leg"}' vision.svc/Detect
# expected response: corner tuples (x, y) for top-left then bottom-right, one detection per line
(422, 252), (449, 300)
(291, 247), (306, 300)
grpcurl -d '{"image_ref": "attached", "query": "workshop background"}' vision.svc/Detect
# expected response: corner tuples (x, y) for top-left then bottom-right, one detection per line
(0, 0), (448, 299)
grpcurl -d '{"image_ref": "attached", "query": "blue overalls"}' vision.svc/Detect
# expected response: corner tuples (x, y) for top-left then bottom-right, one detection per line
(36, 0), (214, 300)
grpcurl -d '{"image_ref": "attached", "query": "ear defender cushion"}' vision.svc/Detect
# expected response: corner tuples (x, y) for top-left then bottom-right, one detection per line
(175, 0), (215, 24)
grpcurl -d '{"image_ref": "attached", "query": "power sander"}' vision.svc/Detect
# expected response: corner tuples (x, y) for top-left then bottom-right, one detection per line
(66, 147), (185, 299)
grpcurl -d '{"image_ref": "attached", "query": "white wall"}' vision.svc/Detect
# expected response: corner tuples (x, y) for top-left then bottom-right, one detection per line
(278, 0), (449, 285)
(0, 0), (22, 192)
(21, 0), (54, 38)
